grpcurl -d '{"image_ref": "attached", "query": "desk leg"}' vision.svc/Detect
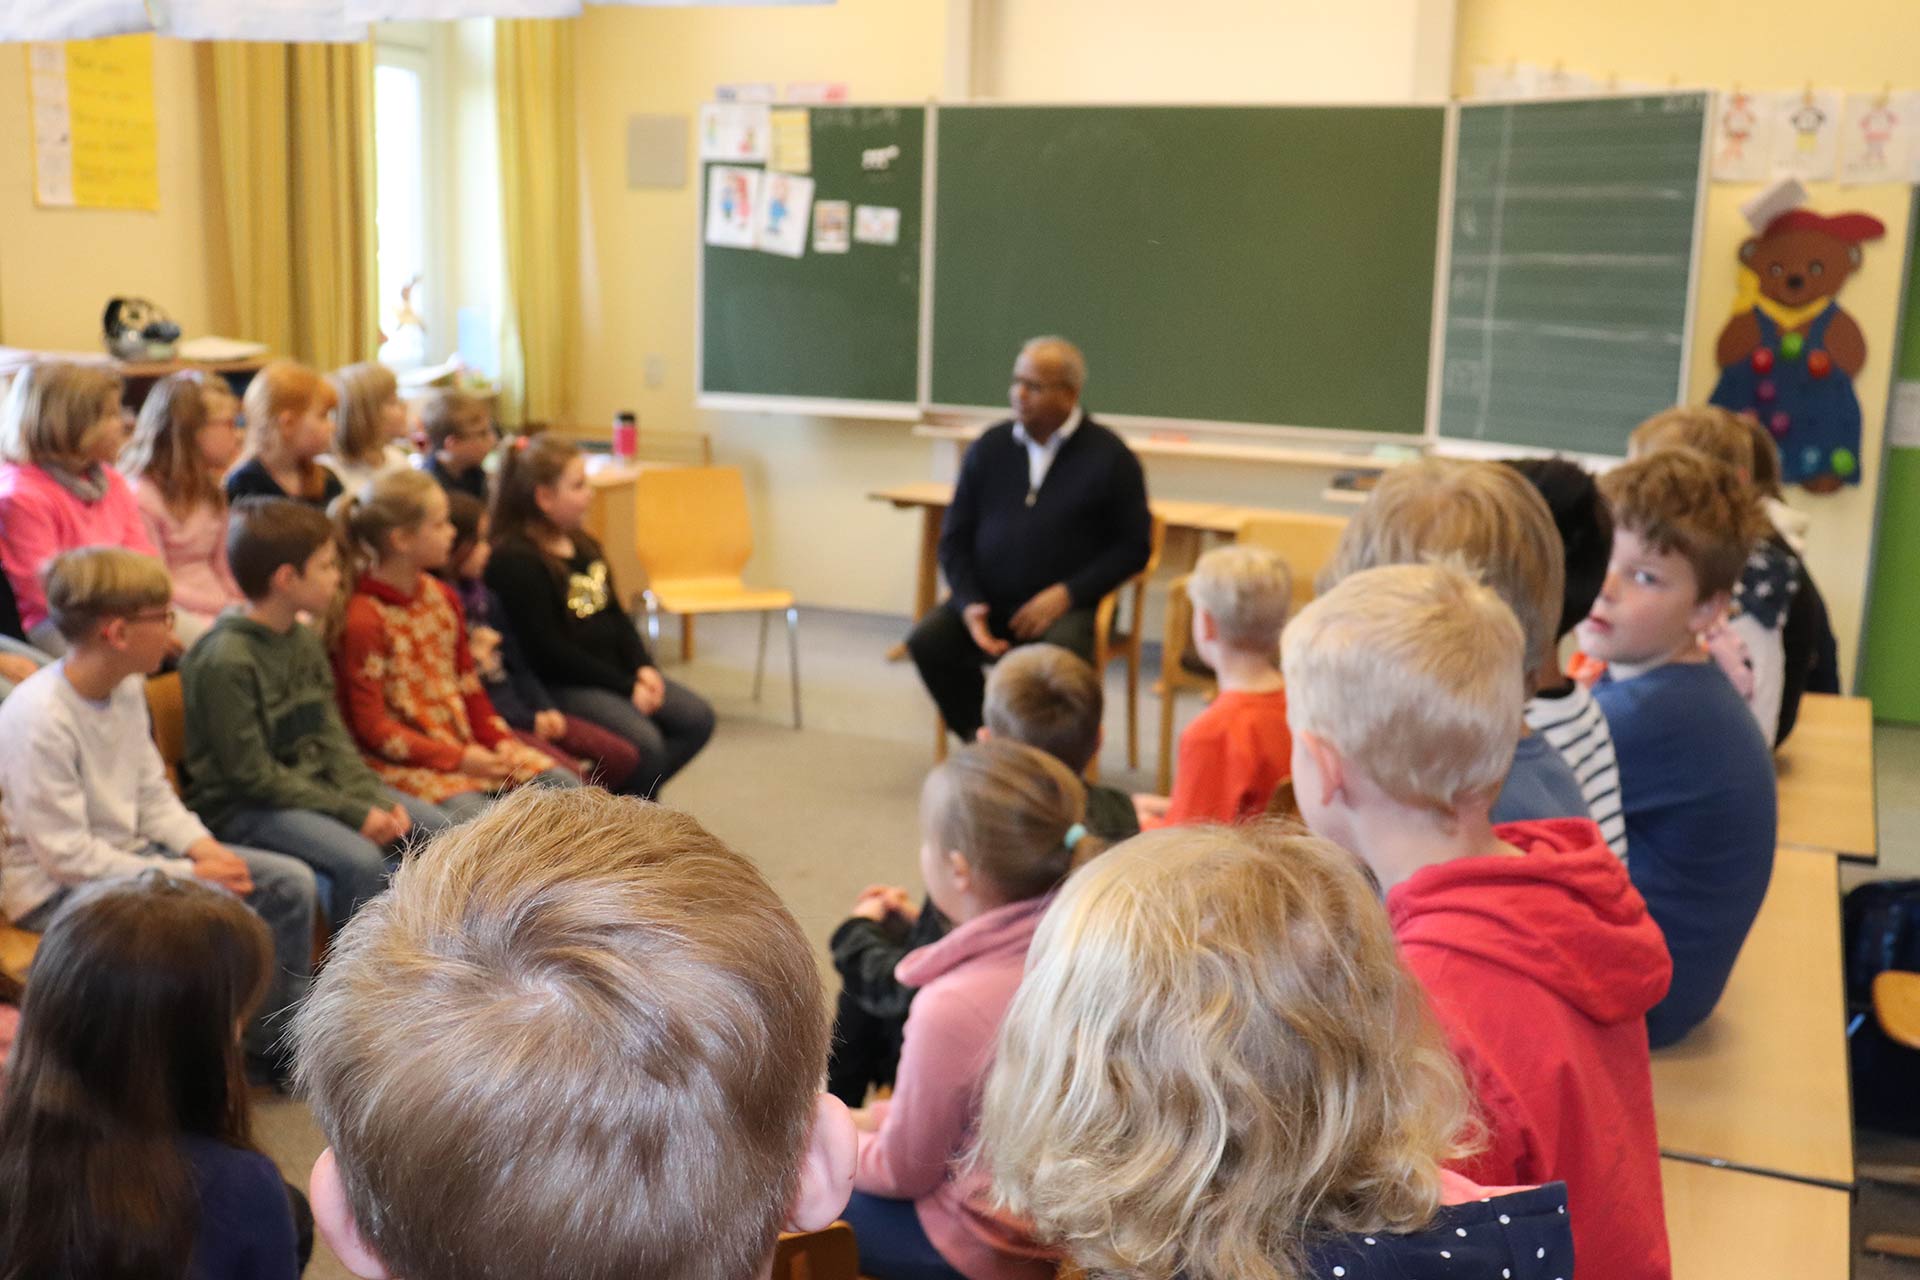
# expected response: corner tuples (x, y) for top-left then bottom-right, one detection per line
(886, 506), (942, 663)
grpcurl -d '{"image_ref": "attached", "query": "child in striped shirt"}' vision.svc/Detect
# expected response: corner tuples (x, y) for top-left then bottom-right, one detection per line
(1508, 457), (1627, 859)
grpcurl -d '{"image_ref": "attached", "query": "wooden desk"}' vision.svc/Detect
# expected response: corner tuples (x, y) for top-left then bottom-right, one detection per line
(1660, 1158), (1851, 1279)
(1650, 848), (1853, 1189)
(1775, 693), (1877, 863)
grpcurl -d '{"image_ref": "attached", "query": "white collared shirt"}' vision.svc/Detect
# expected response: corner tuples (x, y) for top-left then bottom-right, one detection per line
(1011, 405), (1083, 498)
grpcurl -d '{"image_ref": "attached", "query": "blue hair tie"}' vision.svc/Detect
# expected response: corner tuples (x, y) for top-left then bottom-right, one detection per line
(1063, 822), (1088, 851)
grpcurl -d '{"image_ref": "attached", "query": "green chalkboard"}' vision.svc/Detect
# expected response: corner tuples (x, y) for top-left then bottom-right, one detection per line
(1438, 94), (1711, 453)
(699, 106), (924, 405)
(930, 106), (1445, 434)
(1859, 188), (1919, 715)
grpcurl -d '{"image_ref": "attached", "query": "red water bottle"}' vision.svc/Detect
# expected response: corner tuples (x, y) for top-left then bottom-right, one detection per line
(613, 410), (638, 461)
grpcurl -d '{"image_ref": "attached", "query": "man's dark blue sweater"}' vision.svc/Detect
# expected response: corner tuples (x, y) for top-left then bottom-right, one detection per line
(938, 416), (1152, 627)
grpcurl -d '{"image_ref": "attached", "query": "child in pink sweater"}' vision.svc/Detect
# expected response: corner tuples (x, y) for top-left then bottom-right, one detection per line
(119, 370), (245, 645)
(0, 362), (156, 653)
(846, 739), (1093, 1280)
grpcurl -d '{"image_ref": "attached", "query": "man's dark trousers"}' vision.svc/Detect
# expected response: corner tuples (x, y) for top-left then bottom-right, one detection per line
(906, 601), (1097, 741)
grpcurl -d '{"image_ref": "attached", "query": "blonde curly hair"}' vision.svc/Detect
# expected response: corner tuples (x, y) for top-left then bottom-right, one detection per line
(976, 822), (1477, 1280)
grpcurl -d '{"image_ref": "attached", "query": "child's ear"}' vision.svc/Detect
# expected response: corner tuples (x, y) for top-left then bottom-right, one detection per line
(1196, 607), (1220, 643)
(974, 726), (993, 743)
(945, 849), (975, 895)
(1301, 730), (1348, 809)
(310, 1149), (391, 1280)
(787, 1094), (858, 1233)
(1688, 589), (1733, 635)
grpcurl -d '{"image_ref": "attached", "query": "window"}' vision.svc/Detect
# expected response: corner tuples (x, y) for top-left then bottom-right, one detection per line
(374, 31), (432, 367)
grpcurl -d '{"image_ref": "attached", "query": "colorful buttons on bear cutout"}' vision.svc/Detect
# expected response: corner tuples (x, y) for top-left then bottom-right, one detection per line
(1750, 347), (1776, 374)
(1803, 445), (1824, 472)
(1770, 411), (1792, 437)
(1807, 349), (1833, 379)
(1781, 332), (1805, 360)
(1833, 447), (1857, 477)
(1756, 378), (1778, 403)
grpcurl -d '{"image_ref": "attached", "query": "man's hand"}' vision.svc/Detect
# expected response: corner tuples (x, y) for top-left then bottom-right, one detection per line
(632, 666), (667, 716)
(962, 603), (1009, 658)
(1009, 583), (1072, 641)
(533, 709), (568, 740)
(185, 838), (254, 895)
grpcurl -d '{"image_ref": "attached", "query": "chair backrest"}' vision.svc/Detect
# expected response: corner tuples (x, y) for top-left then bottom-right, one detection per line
(1875, 970), (1920, 1050)
(145, 672), (187, 793)
(771, 1225), (860, 1280)
(1236, 512), (1349, 616)
(631, 466), (755, 583)
(1142, 512), (1167, 580)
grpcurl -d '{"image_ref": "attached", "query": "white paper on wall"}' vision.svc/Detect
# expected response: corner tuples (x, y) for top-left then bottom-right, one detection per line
(699, 103), (770, 163)
(853, 205), (900, 246)
(1839, 91), (1919, 185)
(1712, 90), (1772, 183)
(1767, 90), (1843, 180)
(756, 172), (814, 258)
(812, 200), (850, 254)
(704, 165), (761, 250)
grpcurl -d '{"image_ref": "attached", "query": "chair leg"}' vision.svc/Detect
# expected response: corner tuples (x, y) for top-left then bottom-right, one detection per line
(682, 615), (696, 663)
(933, 716), (948, 761)
(1157, 684), (1178, 794)
(786, 606), (801, 730)
(644, 594), (661, 648)
(1125, 644), (1141, 770)
(754, 611), (770, 702)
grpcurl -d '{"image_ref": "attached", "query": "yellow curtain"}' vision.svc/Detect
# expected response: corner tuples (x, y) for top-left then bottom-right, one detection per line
(495, 18), (580, 430)
(204, 42), (377, 371)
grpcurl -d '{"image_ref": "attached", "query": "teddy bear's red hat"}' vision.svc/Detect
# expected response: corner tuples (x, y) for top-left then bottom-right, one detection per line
(1763, 209), (1887, 243)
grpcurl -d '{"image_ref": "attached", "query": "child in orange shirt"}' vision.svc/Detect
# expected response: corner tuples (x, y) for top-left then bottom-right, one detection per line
(1137, 545), (1292, 827)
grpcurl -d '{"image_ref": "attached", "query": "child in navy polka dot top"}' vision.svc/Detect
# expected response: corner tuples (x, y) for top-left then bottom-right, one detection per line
(974, 824), (1574, 1280)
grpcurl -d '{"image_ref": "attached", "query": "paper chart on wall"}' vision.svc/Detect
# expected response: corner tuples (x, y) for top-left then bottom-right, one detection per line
(699, 103), (771, 163)
(1839, 92), (1918, 185)
(28, 36), (159, 211)
(768, 107), (811, 173)
(811, 200), (850, 254)
(756, 172), (814, 259)
(1711, 91), (1772, 183)
(704, 165), (761, 250)
(853, 205), (900, 246)
(1, 0), (149, 40)
(1768, 90), (1843, 180)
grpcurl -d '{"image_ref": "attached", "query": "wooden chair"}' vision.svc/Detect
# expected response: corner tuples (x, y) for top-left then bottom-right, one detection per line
(1153, 512), (1346, 793)
(631, 466), (802, 728)
(0, 924), (39, 980)
(1863, 970), (1920, 1262)
(771, 1224), (860, 1280)
(1087, 514), (1166, 781)
(145, 672), (188, 793)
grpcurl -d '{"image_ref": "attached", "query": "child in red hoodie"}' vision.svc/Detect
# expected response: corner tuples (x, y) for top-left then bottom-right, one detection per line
(1282, 561), (1673, 1280)
(844, 739), (1091, 1280)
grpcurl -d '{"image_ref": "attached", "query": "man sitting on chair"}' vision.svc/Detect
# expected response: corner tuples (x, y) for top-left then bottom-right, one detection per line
(908, 336), (1152, 741)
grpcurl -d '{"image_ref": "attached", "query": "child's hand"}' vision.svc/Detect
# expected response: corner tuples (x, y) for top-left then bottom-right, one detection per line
(533, 709), (567, 740)
(360, 806), (401, 844)
(1133, 793), (1171, 825)
(0, 653), (39, 685)
(388, 802), (412, 838)
(470, 626), (503, 677)
(460, 745), (514, 780)
(631, 666), (666, 716)
(185, 838), (254, 895)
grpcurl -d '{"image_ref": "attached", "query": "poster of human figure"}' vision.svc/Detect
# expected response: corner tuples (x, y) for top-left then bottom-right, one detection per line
(704, 165), (761, 249)
(756, 173), (815, 258)
(1840, 92), (1917, 184)
(1712, 91), (1770, 182)
(1768, 90), (1843, 179)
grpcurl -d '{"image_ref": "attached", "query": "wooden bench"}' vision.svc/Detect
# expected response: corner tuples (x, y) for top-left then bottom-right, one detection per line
(1774, 693), (1877, 862)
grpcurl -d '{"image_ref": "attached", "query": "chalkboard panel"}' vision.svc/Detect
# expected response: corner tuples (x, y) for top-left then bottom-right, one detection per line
(698, 105), (925, 405)
(1437, 94), (1711, 454)
(930, 105), (1446, 435)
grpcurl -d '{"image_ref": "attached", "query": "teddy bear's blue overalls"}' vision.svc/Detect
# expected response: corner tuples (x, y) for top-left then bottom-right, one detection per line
(1709, 304), (1861, 487)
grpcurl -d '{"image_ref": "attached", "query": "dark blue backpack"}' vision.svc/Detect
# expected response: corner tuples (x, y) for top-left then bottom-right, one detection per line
(1845, 879), (1920, 1135)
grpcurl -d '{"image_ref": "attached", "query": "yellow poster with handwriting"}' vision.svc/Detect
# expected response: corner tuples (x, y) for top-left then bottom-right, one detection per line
(27, 35), (159, 212)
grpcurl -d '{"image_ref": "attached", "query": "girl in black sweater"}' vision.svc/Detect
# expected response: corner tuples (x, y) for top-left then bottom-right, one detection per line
(485, 434), (714, 795)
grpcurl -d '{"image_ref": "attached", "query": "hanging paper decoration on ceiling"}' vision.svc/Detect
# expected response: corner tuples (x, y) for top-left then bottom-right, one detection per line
(1709, 206), (1885, 492)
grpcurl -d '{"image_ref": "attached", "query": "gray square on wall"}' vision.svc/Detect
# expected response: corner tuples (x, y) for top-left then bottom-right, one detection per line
(627, 114), (689, 190)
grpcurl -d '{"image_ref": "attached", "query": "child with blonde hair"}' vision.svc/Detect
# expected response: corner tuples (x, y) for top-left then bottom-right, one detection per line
(292, 787), (858, 1280)
(332, 468), (575, 823)
(120, 369), (245, 644)
(321, 362), (414, 494)
(1136, 544), (1292, 827)
(1284, 561), (1670, 1278)
(0, 362), (158, 652)
(419, 390), (495, 501)
(845, 738), (1090, 1280)
(979, 823), (1576, 1280)
(1584, 449), (1777, 1046)
(225, 359), (345, 510)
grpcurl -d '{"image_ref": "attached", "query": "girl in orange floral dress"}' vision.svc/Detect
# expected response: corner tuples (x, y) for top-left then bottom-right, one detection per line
(330, 469), (576, 823)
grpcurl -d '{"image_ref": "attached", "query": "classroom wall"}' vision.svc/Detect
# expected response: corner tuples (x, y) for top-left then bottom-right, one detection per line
(1454, 0), (1920, 686)
(571, 0), (1454, 620)
(0, 37), (233, 352)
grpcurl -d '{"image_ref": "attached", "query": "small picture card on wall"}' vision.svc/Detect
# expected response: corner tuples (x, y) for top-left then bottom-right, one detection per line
(699, 103), (770, 163)
(704, 165), (761, 249)
(854, 205), (900, 246)
(812, 200), (851, 254)
(1840, 92), (1919, 185)
(1712, 91), (1773, 183)
(756, 172), (815, 259)
(1768, 90), (1843, 180)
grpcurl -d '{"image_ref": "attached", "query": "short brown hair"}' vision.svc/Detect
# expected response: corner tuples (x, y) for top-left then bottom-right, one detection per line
(921, 739), (1085, 902)
(1746, 418), (1784, 500)
(983, 645), (1103, 772)
(1630, 405), (1756, 479)
(0, 362), (123, 465)
(292, 788), (826, 1280)
(420, 390), (492, 451)
(43, 547), (172, 644)
(327, 362), (401, 467)
(227, 497), (336, 600)
(1320, 457), (1563, 680)
(1600, 449), (1769, 599)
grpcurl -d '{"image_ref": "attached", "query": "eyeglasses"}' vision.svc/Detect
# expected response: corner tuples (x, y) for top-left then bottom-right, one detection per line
(1010, 376), (1069, 393)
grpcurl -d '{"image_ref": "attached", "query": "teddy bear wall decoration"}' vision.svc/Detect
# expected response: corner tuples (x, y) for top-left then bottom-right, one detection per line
(1709, 208), (1884, 493)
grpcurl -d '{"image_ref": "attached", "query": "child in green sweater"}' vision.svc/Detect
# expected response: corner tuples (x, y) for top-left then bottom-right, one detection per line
(181, 498), (453, 932)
